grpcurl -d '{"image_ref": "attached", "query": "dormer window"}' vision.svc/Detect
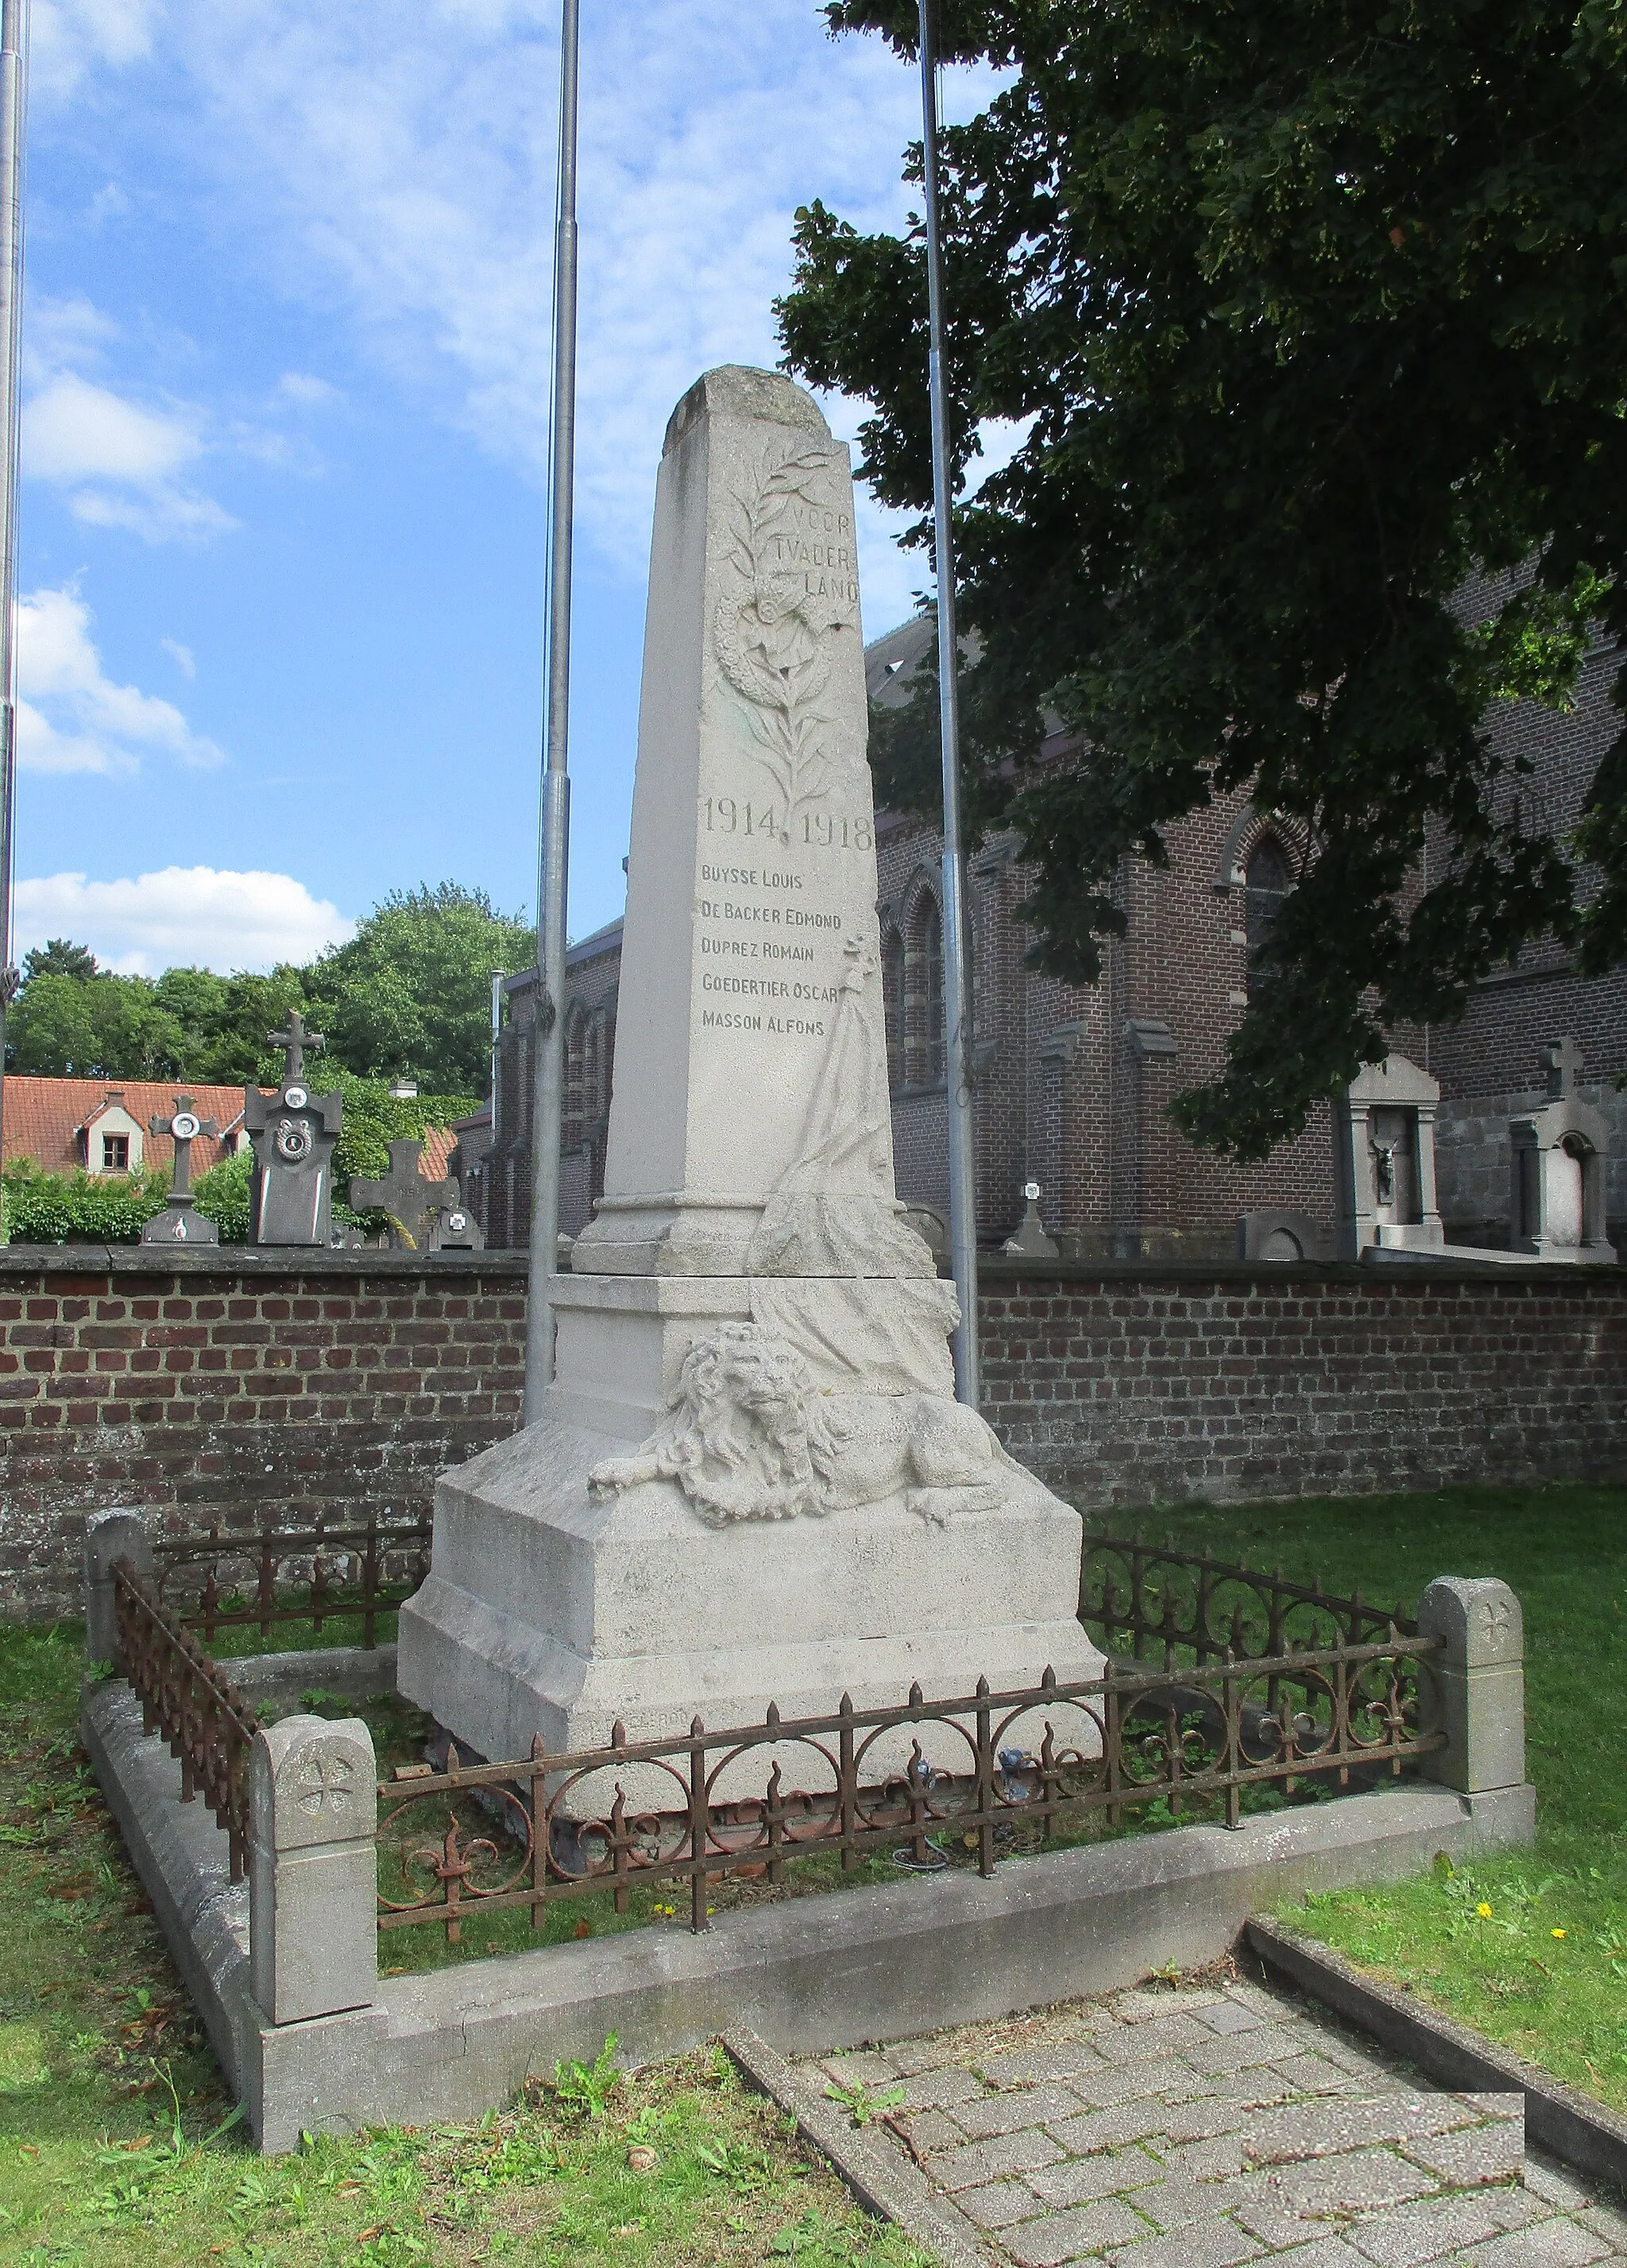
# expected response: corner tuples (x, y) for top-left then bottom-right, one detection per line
(102, 1134), (129, 1173)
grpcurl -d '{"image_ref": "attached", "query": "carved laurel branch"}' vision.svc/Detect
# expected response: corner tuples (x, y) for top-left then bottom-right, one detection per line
(714, 442), (848, 819)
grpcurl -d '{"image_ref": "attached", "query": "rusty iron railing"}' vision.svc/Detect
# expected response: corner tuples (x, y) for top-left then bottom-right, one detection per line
(374, 1625), (1444, 1944)
(150, 1511), (432, 1650)
(112, 1557), (262, 1882)
(1080, 1532), (1413, 1665)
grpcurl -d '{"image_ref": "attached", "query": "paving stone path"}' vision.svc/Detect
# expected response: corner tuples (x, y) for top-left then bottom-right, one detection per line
(806, 1973), (1627, 2266)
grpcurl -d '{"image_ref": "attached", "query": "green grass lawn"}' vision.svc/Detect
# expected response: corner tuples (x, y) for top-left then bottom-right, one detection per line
(0, 1621), (926, 2266)
(1135, 1481), (1627, 2116)
(2, 1480), (1621, 2260)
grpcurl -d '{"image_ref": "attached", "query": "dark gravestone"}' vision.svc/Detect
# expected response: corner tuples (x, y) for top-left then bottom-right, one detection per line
(430, 1197), (485, 1251)
(141, 1095), (221, 1247)
(350, 1138), (456, 1252)
(244, 1012), (344, 1246)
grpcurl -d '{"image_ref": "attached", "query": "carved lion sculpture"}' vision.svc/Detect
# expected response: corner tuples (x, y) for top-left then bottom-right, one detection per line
(586, 1319), (1007, 1527)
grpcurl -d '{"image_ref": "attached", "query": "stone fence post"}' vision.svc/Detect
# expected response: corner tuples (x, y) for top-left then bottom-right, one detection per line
(249, 1714), (378, 2026)
(1417, 1576), (1525, 1794)
(83, 1507), (153, 1665)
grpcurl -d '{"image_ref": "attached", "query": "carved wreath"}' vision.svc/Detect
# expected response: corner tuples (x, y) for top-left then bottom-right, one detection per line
(714, 443), (858, 822)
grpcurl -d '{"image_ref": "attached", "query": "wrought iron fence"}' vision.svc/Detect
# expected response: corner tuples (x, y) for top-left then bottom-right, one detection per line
(150, 1510), (432, 1650)
(1080, 1532), (1413, 1664)
(374, 1627), (1445, 1945)
(112, 1557), (262, 1882)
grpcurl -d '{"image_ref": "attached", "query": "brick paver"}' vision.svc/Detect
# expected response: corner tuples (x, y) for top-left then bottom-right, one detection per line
(806, 1974), (1627, 2266)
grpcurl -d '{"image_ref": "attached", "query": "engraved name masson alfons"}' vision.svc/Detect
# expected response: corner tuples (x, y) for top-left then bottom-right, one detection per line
(713, 441), (860, 822)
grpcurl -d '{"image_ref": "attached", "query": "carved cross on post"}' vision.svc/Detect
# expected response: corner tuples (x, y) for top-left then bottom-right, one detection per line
(1544, 1036), (1584, 1101)
(141, 1093), (221, 1246)
(349, 1139), (457, 1252)
(269, 1010), (323, 1085)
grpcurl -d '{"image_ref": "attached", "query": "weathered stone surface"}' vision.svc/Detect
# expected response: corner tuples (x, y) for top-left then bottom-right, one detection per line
(400, 366), (1099, 1776)
(247, 1714), (377, 2026)
(1419, 1577), (1527, 1794)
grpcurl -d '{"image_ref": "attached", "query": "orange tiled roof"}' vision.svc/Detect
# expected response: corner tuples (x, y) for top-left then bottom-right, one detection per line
(419, 1124), (458, 1183)
(3, 1076), (461, 1186)
(2, 1078), (249, 1177)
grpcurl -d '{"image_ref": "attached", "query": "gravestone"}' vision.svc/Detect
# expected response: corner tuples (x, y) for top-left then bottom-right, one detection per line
(1332, 1055), (1445, 1260)
(244, 1012), (344, 1246)
(1003, 1179), (1060, 1258)
(1508, 1039), (1616, 1263)
(141, 1095), (220, 1247)
(399, 366), (1099, 1785)
(349, 1138), (457, 1252)
(428, 1198), (484, 1251)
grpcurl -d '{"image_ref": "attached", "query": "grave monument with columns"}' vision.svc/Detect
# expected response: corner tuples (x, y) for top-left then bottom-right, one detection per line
(399, 367), (1098, 1773)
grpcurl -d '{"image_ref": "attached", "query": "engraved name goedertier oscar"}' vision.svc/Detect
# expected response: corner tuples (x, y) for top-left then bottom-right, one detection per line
(696, 436), (871, 1090)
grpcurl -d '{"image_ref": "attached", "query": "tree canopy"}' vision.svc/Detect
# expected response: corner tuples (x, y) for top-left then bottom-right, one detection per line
(4, 881), (531, 1097)
(310, 884), (533, 1096)
(780, 0), (1627, 1156)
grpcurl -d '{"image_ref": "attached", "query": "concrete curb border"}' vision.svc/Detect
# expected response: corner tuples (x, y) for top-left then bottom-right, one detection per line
(722, 2027), (984, 2267)
(83, 1666), (1538, 2155)
(1246, 1915), (1627, 2196)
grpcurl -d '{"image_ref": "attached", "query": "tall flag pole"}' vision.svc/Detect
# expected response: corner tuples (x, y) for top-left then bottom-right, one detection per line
(0, 0), (27, 1182)
(917, 0), (980, 1406)
(524, 0), (580, 1422)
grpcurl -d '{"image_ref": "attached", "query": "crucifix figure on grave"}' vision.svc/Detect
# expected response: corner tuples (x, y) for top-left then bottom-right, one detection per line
(1544, 1036), (1584, 1101)
(141, 1094), (222, 1246)
(349, 1139), (460, 1252)
(243, 1012), (344, 1244)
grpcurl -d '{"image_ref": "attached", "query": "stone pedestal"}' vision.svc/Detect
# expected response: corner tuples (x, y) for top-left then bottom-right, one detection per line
(399, 368), (1099, 1787)
(1508, 1040), (1617, 1264)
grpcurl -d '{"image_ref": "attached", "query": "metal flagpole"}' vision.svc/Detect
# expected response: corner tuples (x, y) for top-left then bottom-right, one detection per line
(0, 0), (28, 1182)
(524, 0), (579, 1423)
(917, 0), (980, 1407)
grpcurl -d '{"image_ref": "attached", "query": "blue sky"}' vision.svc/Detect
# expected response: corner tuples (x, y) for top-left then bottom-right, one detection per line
(11, 0), (1005, 974)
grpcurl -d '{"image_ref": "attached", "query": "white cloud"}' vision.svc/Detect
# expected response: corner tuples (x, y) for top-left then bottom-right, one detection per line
(32, 0), (160, 98)
(14, 866), (356, 975)
(277, 371), (342, 408)
(23, 371), (237, 543)
(16, 586), (225, 774)
(75, 1), (1006, 632)
(161, 637), (195, 678)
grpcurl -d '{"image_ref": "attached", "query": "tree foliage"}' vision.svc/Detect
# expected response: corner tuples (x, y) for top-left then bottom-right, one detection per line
(781, 0), (1627, 1155)
(3, 881), (529, 1098)
(311, 884), (533, 1096)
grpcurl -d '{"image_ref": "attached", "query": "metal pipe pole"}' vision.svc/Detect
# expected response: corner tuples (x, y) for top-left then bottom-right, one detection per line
(0, 0), (27, 1182)
(918, 0), (980, 1407)
(524, 0), (579, 1422)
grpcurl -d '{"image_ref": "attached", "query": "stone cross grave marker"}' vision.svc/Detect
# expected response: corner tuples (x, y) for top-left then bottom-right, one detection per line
(349, 1139), (457, 1252)
(141, 1094), (220, 1246)
(243, 1012), (344, 1245)
(1544, 1035), (1584, 1101)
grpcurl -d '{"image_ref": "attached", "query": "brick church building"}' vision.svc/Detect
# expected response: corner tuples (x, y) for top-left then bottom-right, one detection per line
(458, 610), (1627, 1260)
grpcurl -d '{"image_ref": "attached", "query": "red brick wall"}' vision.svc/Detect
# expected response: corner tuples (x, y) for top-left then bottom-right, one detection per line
(0, 1250), (527, 1622)
(6, 1247), (1624, 1624)
(876, 802), (1338, 1256)
(981, 1257), (1627, 1507)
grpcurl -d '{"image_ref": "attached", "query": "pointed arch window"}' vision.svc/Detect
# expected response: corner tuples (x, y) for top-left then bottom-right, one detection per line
(1245, 837), (1293, 998)
(921, 898), (945, 1084)
(882, 926), (906, 1089)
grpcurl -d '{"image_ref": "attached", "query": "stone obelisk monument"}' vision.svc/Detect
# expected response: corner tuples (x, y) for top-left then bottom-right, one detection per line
(399, 369), (1098, 1771)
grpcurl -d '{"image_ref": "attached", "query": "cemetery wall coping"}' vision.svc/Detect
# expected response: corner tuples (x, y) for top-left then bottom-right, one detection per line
(0, 1244), (529, 1277)
(0, 1243), (1620, 1287)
